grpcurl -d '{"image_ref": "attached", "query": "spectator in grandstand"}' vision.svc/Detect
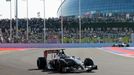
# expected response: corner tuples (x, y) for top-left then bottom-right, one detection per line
(0, 17), (133, 43)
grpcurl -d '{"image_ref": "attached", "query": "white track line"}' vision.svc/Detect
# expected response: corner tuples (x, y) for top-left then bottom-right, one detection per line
(97, 48), (134, 58)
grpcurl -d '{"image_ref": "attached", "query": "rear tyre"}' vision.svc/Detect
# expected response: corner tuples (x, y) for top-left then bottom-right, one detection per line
(37, 57), (47, 70)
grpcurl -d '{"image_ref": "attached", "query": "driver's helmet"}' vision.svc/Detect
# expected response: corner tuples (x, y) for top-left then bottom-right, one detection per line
(58, 51), (66, 58)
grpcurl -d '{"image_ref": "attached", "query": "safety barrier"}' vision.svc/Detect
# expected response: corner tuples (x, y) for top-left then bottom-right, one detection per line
(0, 43), (133, 48)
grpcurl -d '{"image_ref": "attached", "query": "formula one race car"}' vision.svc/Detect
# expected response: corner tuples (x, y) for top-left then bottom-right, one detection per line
(112, 43), (130, 47)
(37, 49), (98, 73)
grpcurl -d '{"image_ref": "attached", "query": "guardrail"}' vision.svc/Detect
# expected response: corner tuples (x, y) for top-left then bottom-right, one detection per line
(0, 43), (133, 48)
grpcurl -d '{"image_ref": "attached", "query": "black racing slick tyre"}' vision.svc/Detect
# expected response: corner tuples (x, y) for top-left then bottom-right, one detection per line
(37, 57), (47, 70)
(126, 44), (130, 47)
(84, 58), (94, 66)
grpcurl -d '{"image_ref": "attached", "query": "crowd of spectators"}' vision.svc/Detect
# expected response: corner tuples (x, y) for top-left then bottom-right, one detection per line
(0, 14), (134, 43)
(63, 28), (133, 43)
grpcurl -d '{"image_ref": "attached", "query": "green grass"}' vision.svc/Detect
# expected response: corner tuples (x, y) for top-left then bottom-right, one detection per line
(63, 36), (130, 43)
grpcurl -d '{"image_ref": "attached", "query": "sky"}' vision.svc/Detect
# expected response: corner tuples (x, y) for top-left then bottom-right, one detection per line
(0, 0), (62, 19)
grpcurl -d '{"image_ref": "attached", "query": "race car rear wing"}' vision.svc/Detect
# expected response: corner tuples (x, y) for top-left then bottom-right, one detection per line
(44, 49), (65, 58)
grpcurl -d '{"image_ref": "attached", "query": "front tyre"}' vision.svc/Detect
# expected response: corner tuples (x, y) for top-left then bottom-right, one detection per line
(84, 58), (94, 67)
(84, 58), (98, 72)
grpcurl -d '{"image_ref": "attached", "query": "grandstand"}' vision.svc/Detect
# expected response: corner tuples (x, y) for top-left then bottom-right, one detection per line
(0, 0), (134, 43)
(0, 18), (133, 43)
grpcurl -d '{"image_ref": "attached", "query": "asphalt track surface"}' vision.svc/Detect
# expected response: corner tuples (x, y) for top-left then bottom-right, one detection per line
(0, 48), (134, 75)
